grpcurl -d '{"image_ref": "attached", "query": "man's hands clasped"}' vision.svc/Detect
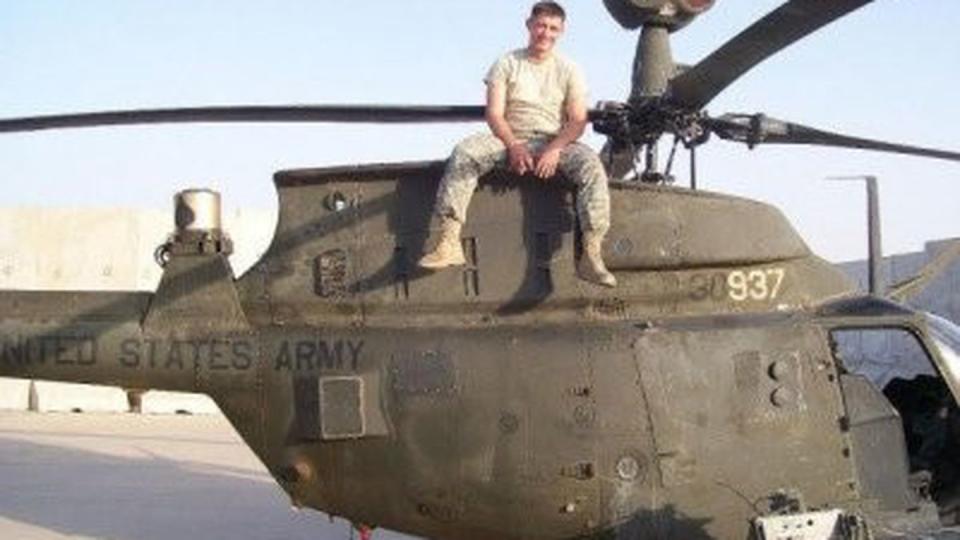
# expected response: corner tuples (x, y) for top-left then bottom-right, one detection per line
(508, 142), (562, 179)
(507, 142), (535, 176)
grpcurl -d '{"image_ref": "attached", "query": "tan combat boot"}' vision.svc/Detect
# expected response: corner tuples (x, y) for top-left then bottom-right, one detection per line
(577, 230), (617, 287)
(419, 218), (466, 269)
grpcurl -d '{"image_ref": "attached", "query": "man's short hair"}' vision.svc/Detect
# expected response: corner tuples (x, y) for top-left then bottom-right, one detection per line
(530, 1), (566, 21)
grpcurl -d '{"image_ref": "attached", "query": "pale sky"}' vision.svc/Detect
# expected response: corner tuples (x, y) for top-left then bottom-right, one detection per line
(1, 0), (958, 263)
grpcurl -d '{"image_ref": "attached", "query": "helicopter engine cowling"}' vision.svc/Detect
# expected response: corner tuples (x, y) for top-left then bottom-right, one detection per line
(603, 0), (715, 31)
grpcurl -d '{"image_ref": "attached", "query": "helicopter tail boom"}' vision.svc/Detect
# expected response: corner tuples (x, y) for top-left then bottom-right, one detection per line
(0, 290), (201, 393)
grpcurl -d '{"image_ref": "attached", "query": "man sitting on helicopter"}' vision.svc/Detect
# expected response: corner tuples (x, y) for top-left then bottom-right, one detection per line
(418, 1), (616, 288)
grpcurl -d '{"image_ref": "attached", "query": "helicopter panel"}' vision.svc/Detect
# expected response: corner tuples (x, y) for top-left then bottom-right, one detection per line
(604, 182), (810, 271)
(629, 320), (855, 538)
(242, 161), (855, 328)
(242, 322), (667, 539)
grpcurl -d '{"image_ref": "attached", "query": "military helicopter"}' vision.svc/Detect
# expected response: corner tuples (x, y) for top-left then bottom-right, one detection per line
(3, 0), (960, 538)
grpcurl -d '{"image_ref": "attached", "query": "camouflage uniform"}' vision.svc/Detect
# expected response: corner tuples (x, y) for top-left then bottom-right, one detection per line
(434, 132), (611, 233)
(423, 47), (616, 287)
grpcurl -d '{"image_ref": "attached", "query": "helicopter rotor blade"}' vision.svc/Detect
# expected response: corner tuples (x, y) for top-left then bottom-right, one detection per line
(668, 0), (873, 111)
(0, 105), (487, 134)
(707, 114), (960, 162)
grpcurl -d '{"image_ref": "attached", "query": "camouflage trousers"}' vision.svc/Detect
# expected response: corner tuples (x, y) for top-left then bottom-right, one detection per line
(434, 132), (611, 233)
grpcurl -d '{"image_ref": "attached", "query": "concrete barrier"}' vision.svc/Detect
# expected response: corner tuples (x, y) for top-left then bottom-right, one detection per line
(32, 381), (128, 413)
(0, 379), (29, 410)
(141, 391), (221, 415)
(0, 379), (225, 415)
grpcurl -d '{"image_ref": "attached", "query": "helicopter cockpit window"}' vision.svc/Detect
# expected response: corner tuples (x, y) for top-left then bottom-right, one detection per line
(830, 328), (936, 389)
(924, 312), (960, 394)
(830, 325), (960, 513)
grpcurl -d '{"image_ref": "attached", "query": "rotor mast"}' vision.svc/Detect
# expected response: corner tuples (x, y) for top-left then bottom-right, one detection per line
(632, 25), (673, 181)
(632, 25), (674, 100)
(603, 0), (716, 183)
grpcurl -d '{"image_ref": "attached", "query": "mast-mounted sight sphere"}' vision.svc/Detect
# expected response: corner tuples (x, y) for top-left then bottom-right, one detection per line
(603, 0), (716, 31)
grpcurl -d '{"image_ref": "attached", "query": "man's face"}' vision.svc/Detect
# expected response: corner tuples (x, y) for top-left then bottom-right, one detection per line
(526, 14), (564, 56)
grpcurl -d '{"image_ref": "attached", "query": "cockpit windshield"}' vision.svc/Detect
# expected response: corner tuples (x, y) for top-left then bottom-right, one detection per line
(923, 312), (960, 402)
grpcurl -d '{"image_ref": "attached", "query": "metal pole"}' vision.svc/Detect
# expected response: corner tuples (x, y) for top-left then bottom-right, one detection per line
(865, 176), (882, 295)
(827, 175), (882, 295)
(28, 380), (38, 412)
(690, 146), (698, 190)
(643, 142), (659, 181)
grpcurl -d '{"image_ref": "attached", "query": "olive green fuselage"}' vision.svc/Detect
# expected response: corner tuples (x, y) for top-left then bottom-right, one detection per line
(5, 162), (913, 539)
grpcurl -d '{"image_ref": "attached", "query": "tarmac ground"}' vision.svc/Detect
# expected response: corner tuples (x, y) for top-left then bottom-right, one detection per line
(0, 411), (416, 540)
